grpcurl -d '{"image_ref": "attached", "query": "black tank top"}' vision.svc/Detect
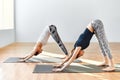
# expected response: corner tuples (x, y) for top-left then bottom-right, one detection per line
(74, 28), (94, 50)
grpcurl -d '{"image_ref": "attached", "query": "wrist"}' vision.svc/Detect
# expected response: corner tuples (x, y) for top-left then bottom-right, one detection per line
(61, 62), (68, 70)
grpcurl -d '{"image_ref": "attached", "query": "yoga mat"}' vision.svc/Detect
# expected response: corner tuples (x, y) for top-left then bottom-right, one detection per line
(3, 57), (41, 63)
(33, 65), (53, 73)
(3, 56), (82, 63)
(39, 51), (82, 63)
(33, 64), (120, 73)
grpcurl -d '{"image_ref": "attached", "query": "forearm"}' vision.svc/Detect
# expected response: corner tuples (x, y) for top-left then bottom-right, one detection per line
(61, 47), (81, 70)
(23, 51), (35, 60)
(60, 52), (74, 65)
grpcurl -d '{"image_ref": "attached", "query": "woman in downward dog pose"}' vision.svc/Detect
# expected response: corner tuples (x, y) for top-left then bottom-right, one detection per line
(20, 25), (68, 61)
(53, 19), (115, 72)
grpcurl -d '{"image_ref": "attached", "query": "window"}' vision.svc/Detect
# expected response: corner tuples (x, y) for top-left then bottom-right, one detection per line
(0, 0), (14, 30)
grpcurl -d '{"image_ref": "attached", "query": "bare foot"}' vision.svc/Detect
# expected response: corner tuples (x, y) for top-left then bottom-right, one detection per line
(102, 67), (115, 72)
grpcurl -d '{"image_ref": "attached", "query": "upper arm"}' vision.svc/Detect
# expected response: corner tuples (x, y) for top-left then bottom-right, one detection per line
(66, 47), (81, 63)
(72, 47), (81, 58)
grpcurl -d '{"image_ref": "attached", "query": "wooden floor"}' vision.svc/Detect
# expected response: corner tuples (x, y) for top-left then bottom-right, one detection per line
(0, 42), (120, 80)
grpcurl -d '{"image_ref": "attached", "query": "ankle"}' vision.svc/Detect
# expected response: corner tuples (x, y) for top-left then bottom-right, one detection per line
(108, 64), (115, 68)
(108, 59), (115, 68)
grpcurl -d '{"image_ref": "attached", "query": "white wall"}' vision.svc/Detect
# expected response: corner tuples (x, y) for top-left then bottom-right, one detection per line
(0, 29), (15, 48)
(15, 0), (120, 42)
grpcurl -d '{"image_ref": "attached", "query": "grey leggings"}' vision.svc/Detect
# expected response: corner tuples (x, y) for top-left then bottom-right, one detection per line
(49, 25), (68, 55)
(37, 25), (68, 55)
(91, 19), (112, 59)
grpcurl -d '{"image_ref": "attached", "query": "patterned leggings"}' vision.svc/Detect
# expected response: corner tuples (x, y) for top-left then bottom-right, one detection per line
(37, 25), (68, 55)
(91, 19), (112, 59)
